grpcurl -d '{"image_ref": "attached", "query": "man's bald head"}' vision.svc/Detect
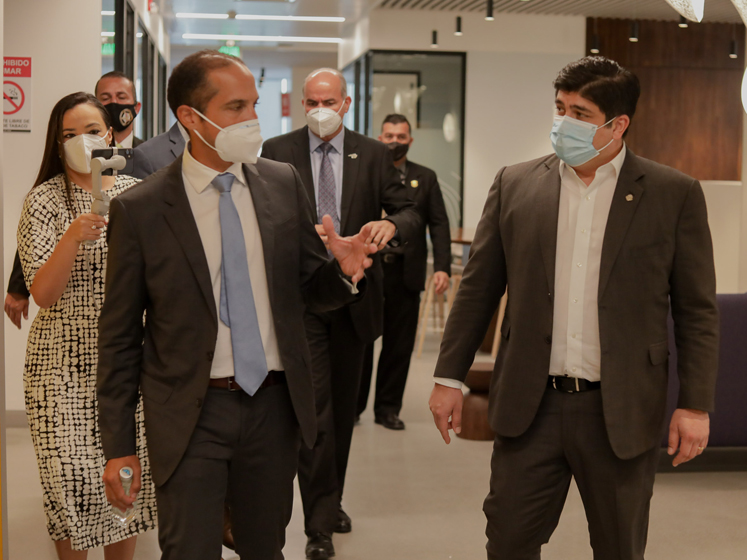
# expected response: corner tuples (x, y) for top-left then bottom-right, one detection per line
(303, 68), (347, 99)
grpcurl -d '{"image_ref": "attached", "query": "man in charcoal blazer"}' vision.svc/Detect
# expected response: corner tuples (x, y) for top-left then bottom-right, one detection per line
(261, 69), (419, 559)
(429, 56), (719, 559)
(97, 51), (377, 560)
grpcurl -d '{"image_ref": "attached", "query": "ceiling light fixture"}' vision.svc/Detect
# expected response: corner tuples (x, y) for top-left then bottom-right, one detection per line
(101, 10), (115, 16)
(455, 16), (462, 36)
(486, 0), (494, 21)
(629, 21), (639, 43)
(431, 30), (438, 48)
(731, 24), (739, 59)
(678, 15), (689, 28)
(101, 31), (115, 37)
(590, 18), (600, 54)
(176, 13), (345, 23)
(664, 1), (705, 23)
(182, 33), (343, 44)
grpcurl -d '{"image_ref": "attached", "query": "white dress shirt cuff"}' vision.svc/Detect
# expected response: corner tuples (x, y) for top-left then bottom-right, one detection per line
(434, 377), (463, 390)
(341, 277), (359, 294)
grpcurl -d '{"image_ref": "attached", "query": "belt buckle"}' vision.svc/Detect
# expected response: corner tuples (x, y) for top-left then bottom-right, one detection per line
(226, 377), (242, 392)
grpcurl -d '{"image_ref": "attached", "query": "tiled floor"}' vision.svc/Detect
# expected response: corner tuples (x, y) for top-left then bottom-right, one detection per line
(6, 335), (747, 559)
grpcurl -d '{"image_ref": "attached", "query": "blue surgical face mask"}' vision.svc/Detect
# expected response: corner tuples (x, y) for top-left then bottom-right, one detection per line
(550, 115), (617, 167)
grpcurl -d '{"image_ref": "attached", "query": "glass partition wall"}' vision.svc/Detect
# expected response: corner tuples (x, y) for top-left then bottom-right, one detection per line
(344, 50), (465, 227)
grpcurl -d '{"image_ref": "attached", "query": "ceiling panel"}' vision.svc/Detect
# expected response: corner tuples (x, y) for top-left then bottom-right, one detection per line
(162, 0), (385, 47)
(377, 0), (744, 23)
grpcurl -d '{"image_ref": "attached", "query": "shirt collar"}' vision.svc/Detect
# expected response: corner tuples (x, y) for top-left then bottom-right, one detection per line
(559, 142), (627, 182)
(182, 142), (247, 194)
(308, 126), (345, 155)
(117, 131), (134, 149)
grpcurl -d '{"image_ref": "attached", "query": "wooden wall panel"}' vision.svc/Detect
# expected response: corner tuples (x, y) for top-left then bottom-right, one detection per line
(585, 18), (745, 181)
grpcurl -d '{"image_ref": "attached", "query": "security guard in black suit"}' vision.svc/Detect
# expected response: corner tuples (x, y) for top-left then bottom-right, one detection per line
(358, 114), (452, 430)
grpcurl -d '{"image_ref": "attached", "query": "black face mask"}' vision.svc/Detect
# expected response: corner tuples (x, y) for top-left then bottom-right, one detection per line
(105, 102), (138, 132)
(386, 141), (410, 161)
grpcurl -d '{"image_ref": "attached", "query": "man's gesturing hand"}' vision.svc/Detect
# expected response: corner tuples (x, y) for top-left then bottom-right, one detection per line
(324, 214), (378, 283)
(103, 455), (141, 512)
(429, 383), (463, 444)
(668, 408), (709, 467)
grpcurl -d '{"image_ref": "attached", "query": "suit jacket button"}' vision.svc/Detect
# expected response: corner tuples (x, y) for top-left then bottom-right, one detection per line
(206, 351), (214, 361)
(545, 335), (552, 344)
(196, 398), (203, 408)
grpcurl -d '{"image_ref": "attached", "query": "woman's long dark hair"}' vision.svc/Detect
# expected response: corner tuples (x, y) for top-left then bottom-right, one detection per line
(33, 92), (112, 215)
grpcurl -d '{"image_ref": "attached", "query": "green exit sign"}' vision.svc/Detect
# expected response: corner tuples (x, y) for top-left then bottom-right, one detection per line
(219, 46), (241, 58)
(102, 43), (115, 56)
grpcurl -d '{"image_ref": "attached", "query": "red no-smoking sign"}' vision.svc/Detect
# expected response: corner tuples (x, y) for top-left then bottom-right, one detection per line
(3, 56), (32, 131)
(3, 80), (25, 114)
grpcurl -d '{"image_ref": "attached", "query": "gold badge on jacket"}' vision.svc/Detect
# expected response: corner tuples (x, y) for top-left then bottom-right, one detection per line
(410, 179), (419, 188)
(625, 194), (634, 201)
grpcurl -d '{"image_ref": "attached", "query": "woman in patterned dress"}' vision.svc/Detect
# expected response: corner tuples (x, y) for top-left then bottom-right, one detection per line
(17, 92), (156, 559)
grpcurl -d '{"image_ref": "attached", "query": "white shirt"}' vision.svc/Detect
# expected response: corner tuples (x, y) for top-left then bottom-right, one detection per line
(116, 130), (134, 149)
(308, 128), (344, 220)
(435, 145), (626, 389)
(182, 145), (283, 379)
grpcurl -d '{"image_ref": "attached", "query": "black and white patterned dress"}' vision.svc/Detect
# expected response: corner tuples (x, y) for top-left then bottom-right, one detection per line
(17, 173), (157, 550)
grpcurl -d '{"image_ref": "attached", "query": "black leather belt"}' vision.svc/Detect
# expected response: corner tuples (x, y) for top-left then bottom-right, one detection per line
(381, 253), (403, 263)
(548, 375), (600, 393)
(208, 371), (285, 392)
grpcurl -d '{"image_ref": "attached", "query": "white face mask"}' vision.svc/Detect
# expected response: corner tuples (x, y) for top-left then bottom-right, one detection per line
(188, 108), (263, 165)
(63, 133), (109, 174)
(305, 104), (345, 138)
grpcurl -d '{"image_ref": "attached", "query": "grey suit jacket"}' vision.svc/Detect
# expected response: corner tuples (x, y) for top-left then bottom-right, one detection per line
(131, 123), (186, 180)
(434, 150), (719, 459)
(97, 155), (359, 486)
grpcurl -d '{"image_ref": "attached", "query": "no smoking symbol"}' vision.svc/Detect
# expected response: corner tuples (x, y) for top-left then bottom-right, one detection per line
(3, 81), (25, 115)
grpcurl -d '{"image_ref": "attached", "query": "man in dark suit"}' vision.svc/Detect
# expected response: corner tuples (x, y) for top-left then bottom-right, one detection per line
(429, 56), (719, 559)
(95, 71), (144, 148)
(358, 114), (452, 430)
(97, 50), (378, 560)
(261, 69), (419, 560)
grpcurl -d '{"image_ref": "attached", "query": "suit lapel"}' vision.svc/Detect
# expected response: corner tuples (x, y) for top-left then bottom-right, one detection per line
(168, 124), (185, 160)
(292, 128), (316, 221)
(598, 151), (645, 298)
(340, 129), (360, 234)
(537, 158), (562, 295)
(162, 157), (218, 325)
(243, 164), (276, 305)
(405, 164), (421, 201)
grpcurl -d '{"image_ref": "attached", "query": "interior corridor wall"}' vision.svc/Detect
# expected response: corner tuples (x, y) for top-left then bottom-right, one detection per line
(0, 0), (8, 553)
(360, 10), (587, 228)
(3, 0), (102, 414)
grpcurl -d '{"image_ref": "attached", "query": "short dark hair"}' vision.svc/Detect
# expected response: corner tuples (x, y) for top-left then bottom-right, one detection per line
(95, 71), (137, 102)
(167, 50), (245, 119)
(382, 113), (411, 134)
(553, 56), (640, 135)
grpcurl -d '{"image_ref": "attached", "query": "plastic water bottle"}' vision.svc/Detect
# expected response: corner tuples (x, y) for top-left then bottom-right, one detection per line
(112, 466), (137, 527)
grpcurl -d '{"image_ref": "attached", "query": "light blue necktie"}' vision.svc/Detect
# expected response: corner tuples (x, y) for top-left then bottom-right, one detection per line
(213, 172), (268, 395)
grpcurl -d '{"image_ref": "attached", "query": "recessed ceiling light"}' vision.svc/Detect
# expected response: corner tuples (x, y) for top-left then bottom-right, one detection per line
(101, 10), (115, 16)
(182, 33), (343, 44)
(176, 13), (345, 23)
